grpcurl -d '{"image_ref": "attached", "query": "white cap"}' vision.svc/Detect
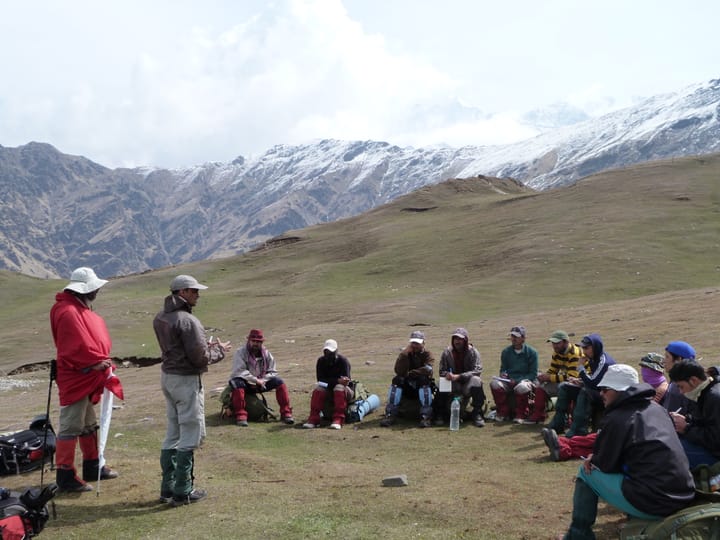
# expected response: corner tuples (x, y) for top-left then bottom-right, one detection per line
(323, 339), (338, 353)
(170, 275), (208, 291)
(598, 364), (639, 392)
(65, 267), (108, 294)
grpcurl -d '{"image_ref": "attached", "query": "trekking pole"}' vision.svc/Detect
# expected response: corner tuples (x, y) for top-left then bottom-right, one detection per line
(40, 359), (56, 489)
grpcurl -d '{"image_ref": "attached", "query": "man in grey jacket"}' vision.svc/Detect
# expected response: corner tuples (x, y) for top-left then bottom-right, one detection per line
(153, 275), (231, 506)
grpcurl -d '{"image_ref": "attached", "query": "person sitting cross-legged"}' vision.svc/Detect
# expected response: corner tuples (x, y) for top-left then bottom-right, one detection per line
(228, 329), (294, 427)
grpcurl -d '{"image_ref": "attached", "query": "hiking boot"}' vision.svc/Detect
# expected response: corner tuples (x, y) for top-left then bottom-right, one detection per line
(57, 468), (93, 493)
(329, 423), (342, 430)
(282, 416), (295, 425)
(171, 488), (207, 507)
(99, 466), (119, 480)
(82, 460), (119, 481)
(419, 417), (432, 428)
(494, 416), (508, 423)
(236, 419), (249, 427)
(473, 416), (485, 428)
(159, 491), (173, 504)
(302, 422), (319, 429)
(379, 415), (396, 427)
(542, 428), (561, 462)
(515, 418), (541, 425)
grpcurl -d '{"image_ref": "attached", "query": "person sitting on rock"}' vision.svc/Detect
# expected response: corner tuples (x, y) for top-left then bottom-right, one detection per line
(228, 329), (294, 426)
(380, 331), (436, 428)
(302, 339), (353, 430)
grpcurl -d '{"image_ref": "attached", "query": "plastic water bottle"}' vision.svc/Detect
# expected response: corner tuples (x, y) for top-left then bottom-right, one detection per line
(450, 397), (461, 431)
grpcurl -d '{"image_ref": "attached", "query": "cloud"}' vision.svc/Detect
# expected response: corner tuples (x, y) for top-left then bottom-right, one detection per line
(1, 0), (717, 168)
(1, 0), (462, 168)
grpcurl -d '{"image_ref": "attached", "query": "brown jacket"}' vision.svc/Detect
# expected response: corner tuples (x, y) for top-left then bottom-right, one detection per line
(394, 348), (435, 379)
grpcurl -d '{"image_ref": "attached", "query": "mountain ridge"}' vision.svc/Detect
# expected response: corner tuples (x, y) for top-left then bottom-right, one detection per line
(1, 77), (719, 279)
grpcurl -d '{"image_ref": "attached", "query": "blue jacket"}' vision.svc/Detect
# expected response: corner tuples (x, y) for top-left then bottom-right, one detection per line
(578, 333), (615, 391)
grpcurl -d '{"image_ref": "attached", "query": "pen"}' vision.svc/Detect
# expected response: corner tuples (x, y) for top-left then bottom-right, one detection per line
(673, 407), (682, 414)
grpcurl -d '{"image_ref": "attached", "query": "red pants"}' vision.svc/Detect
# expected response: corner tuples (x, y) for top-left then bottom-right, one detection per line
(558, 432), (597, 461)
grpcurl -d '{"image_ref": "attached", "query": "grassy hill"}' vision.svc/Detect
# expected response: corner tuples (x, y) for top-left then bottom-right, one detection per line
(1, 154), (719, 539)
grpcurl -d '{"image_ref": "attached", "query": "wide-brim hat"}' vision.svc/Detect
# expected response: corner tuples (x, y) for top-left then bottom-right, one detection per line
(65, 267), (108, 294)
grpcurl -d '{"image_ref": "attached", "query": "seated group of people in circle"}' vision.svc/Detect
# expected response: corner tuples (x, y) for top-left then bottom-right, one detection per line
(493, 328), (717, 540)
(227, 327), (486, 430)
(226, 322), (719, 539)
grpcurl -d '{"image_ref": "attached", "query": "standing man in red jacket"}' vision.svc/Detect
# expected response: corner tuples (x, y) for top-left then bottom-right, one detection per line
(50, 267), (124, 492)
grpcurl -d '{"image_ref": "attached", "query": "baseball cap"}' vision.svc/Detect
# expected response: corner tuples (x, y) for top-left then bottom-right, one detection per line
(451, 328), (469, 340)
(509, 326), (526, 338)
(170, 275), (208, 291)
(409, 331), (425, 344)
(578, 336), (593, 348)
(547, 330), (569, 343)
(65, 267), (108, 294)
(323, 339), (338, 352)
(598, 364), (639, 391)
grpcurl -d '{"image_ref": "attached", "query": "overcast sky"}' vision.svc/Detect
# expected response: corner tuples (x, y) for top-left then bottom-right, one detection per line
(1, 0), (718, 168)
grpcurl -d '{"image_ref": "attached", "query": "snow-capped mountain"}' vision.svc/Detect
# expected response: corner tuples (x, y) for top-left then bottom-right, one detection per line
(1, 78), (718, 278)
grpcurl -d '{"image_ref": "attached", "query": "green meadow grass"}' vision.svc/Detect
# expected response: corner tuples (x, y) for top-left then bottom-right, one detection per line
(1, 154), (719, 539)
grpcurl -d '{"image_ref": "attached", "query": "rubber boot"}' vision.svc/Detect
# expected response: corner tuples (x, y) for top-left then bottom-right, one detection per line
(332, 388), (348, 425)
(566, 391), (591, 437)
(160, 449), (177, 501)
(514, 391), (530, 420)
(547, 387), (570, 433)
(274, 383), (294, 422)
(171, 450), (206, 506)
(564, 477), (598, 539)
(490, 385), (510, 419)
(79, 431), (118, 481)
(231, 387), (248, 422)
(380, 384), (403, 427)
(56, 438), (92, 492)
(470, 386), (486, 426)
(306, 388), (327, 425)
(528, 386), (548, 422)
(173, 450), (194, 498)
(432, 392), (449, 424)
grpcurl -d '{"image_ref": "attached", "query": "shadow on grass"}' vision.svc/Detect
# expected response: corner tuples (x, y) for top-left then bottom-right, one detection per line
(48, 496), (176, 530)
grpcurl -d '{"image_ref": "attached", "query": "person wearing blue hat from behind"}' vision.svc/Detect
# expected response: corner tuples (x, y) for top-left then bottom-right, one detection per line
(662, 340), (697, 417)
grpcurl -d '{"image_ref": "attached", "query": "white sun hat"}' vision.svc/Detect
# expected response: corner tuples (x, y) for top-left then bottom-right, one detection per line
(65, 267), (108, 294)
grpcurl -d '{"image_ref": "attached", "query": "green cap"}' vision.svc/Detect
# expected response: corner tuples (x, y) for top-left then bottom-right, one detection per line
(547, 330), (569, 343)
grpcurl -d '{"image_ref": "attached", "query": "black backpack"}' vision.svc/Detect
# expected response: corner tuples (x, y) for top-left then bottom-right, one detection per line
(0, 416), (56, 476)
(0, 483), (57, 539)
